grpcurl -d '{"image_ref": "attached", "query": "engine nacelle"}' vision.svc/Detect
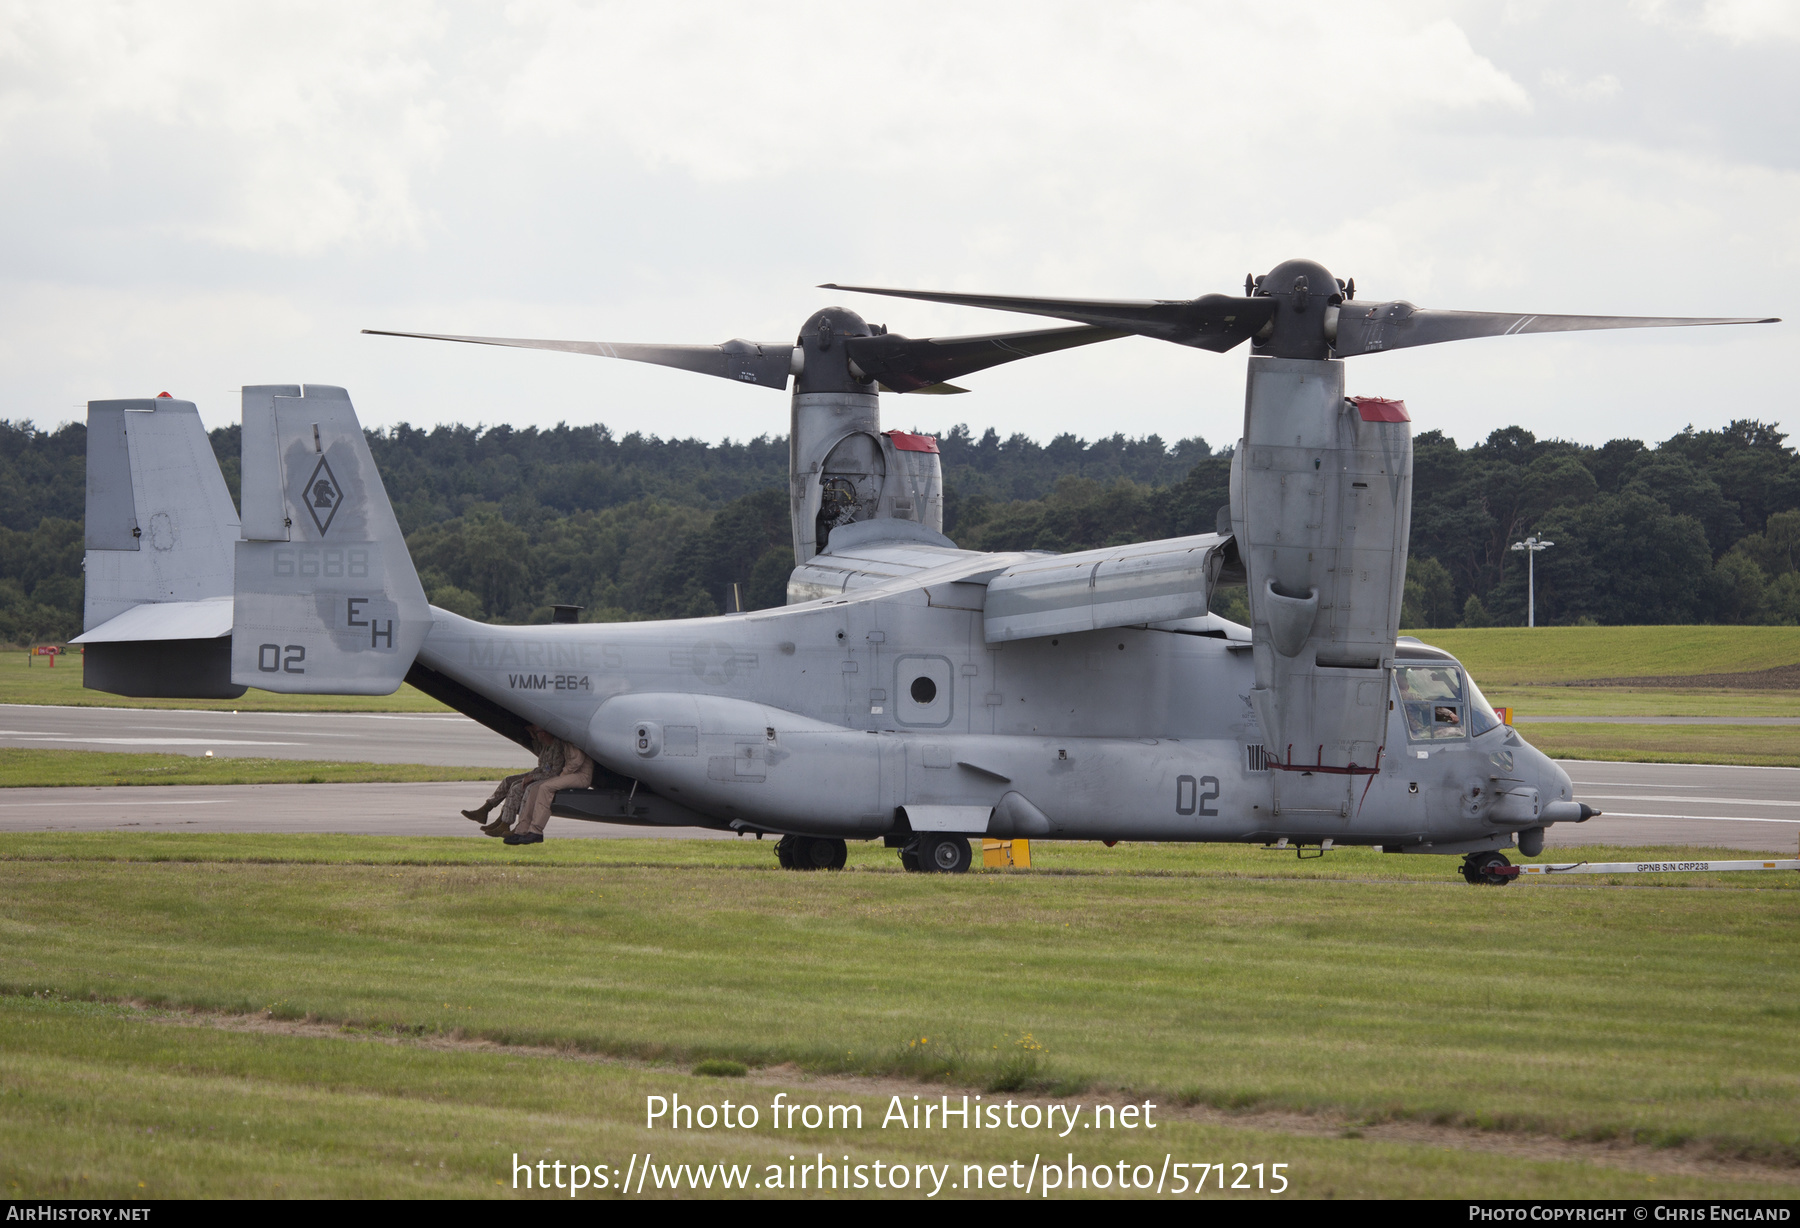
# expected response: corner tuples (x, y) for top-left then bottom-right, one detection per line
(1230, 356), (1413, 774)
(786, 307), (947, 564)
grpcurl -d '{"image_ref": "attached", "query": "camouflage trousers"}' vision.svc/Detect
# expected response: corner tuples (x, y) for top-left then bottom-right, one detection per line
(515, 768), (592, 836)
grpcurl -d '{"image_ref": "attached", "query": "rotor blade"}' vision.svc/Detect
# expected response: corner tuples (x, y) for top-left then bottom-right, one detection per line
(879, 381), (968, 395)
(822, 285), (1273, 353)
(1332, 303), (1781, 356)
(361, 329), (794, 389)
(845, 324), (1125, 392)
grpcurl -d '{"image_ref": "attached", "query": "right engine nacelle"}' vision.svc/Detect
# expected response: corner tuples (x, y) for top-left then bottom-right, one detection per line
(1230, 356), (1413, 772)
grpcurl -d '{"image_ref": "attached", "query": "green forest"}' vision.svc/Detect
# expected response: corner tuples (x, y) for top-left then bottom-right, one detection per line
(3, 414), (1798, 645)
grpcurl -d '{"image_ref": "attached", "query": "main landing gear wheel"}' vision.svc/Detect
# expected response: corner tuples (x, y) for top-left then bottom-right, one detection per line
(899, 843), (922, 873)
(1461, 851), (1513, 886)
(775, 835), (846, 871)
(911, 834), (972, 874)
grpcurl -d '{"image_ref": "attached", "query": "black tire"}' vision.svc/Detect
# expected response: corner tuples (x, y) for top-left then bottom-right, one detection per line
(917, 834), (972, 874)
(804, 837), (847, 871)
(775, 835), (799, 870)
(899, 842), (923, 873)
(1463, 851), (1513, 886)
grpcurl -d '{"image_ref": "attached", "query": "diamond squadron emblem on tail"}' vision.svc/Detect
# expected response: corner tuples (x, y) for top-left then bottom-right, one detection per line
(302, 455), (342, 536)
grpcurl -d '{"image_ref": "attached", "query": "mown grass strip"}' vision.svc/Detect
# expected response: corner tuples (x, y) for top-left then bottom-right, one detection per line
(0, 749), (511, 788)
(1487, 685), (1800, 718)
(1, 834), (1795, 1170)
(0, 652), (448, 713)
(1401, 626), (1800, 686)
(1516, 723), (1800, 767)
(5, 996), (1791, 1199)
(1, 832), (1793, 886)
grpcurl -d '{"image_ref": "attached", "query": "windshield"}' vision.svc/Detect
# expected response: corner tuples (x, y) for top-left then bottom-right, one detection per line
(1396, 664), (1466, 741)
(1465, 672), (1503, 738)
(1396, 664), (1502, 741)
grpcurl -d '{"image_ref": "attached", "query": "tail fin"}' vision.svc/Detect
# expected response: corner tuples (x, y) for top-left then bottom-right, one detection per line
(72, 395), (244, 698)
(230, 385), (429, 694)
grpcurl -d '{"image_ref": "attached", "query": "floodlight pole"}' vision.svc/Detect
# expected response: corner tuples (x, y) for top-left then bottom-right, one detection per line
(1510, 535), (1554, 627)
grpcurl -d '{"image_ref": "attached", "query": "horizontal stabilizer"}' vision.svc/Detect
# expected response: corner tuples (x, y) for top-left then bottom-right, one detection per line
(72, 594), (243, 698)
(984, 533), (1233, 642)
(73, 596), (233, 643)
(231, 385), (429, 694)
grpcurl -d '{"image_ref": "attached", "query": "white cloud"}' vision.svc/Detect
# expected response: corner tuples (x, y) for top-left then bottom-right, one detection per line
(1539, 68), (1623, 99)
(1632, 0), (1800, 43)
(494, 2), (1530, 185)
(0, 1), (449, 255)
(0, 1), (1791, 452)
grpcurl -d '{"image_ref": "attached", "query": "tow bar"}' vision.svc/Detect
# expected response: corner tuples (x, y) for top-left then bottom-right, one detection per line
(1493, 857), (1800, 880)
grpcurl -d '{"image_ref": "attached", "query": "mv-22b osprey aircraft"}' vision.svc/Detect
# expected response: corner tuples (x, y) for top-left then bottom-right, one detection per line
(74, 260), (1776, 882)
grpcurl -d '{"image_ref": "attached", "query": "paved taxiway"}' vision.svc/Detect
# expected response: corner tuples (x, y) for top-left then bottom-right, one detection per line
(1549, 760), (1799, 852)
(0, 704), (536, 768)
(0, 707), (1794, 852)
(0, 782), (735, 840)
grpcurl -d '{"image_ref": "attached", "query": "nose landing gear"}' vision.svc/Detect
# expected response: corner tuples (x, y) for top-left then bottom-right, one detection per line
(1461, 850), (1513, 886)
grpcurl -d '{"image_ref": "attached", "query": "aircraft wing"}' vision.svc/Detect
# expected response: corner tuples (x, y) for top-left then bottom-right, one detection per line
(785, 520), (1000, 603)
(983, 533), (1237, 642)
(784, 518), (1242, 643)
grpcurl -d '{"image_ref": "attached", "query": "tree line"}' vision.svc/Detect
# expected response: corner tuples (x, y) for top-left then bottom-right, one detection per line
(2, 414), (1797, 644)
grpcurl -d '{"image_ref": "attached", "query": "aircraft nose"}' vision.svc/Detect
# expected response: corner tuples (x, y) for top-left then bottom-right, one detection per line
(1538, 757), (1601, 825)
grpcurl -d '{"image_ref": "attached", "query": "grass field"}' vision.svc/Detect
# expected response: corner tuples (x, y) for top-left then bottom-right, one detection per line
(0, 651), (447, 713)
(1515, 723), (1800, 767)
(1489, 687), (1800, 718)
(0, 834), (1795, 1198)
(0, 749), (510, 788)
(1404, 626), (1800, 686)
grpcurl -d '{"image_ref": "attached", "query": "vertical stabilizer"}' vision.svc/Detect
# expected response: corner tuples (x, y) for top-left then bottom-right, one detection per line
(72, 396), (245, 699)
(230, 385), (429, 694)
(238, 384), (301, 540)
(81, 397), (240, 630)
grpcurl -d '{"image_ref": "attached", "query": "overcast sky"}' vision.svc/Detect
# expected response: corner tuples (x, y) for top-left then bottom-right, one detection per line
(1, 1), (1794, 452)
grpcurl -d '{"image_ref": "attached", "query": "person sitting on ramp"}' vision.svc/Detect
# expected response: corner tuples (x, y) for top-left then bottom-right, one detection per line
(462, 725), (561, 837)
(505, 739), (594, 846)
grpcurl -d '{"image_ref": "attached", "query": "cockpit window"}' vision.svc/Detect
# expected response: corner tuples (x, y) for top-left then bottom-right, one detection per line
(1396, 665), (1467, 741)
(1465, 674), (1503, 738)
(1396, 665), (1503, 741)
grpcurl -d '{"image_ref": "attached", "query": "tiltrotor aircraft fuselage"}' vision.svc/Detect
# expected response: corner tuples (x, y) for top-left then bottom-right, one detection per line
(74, 260), (1777, 881)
